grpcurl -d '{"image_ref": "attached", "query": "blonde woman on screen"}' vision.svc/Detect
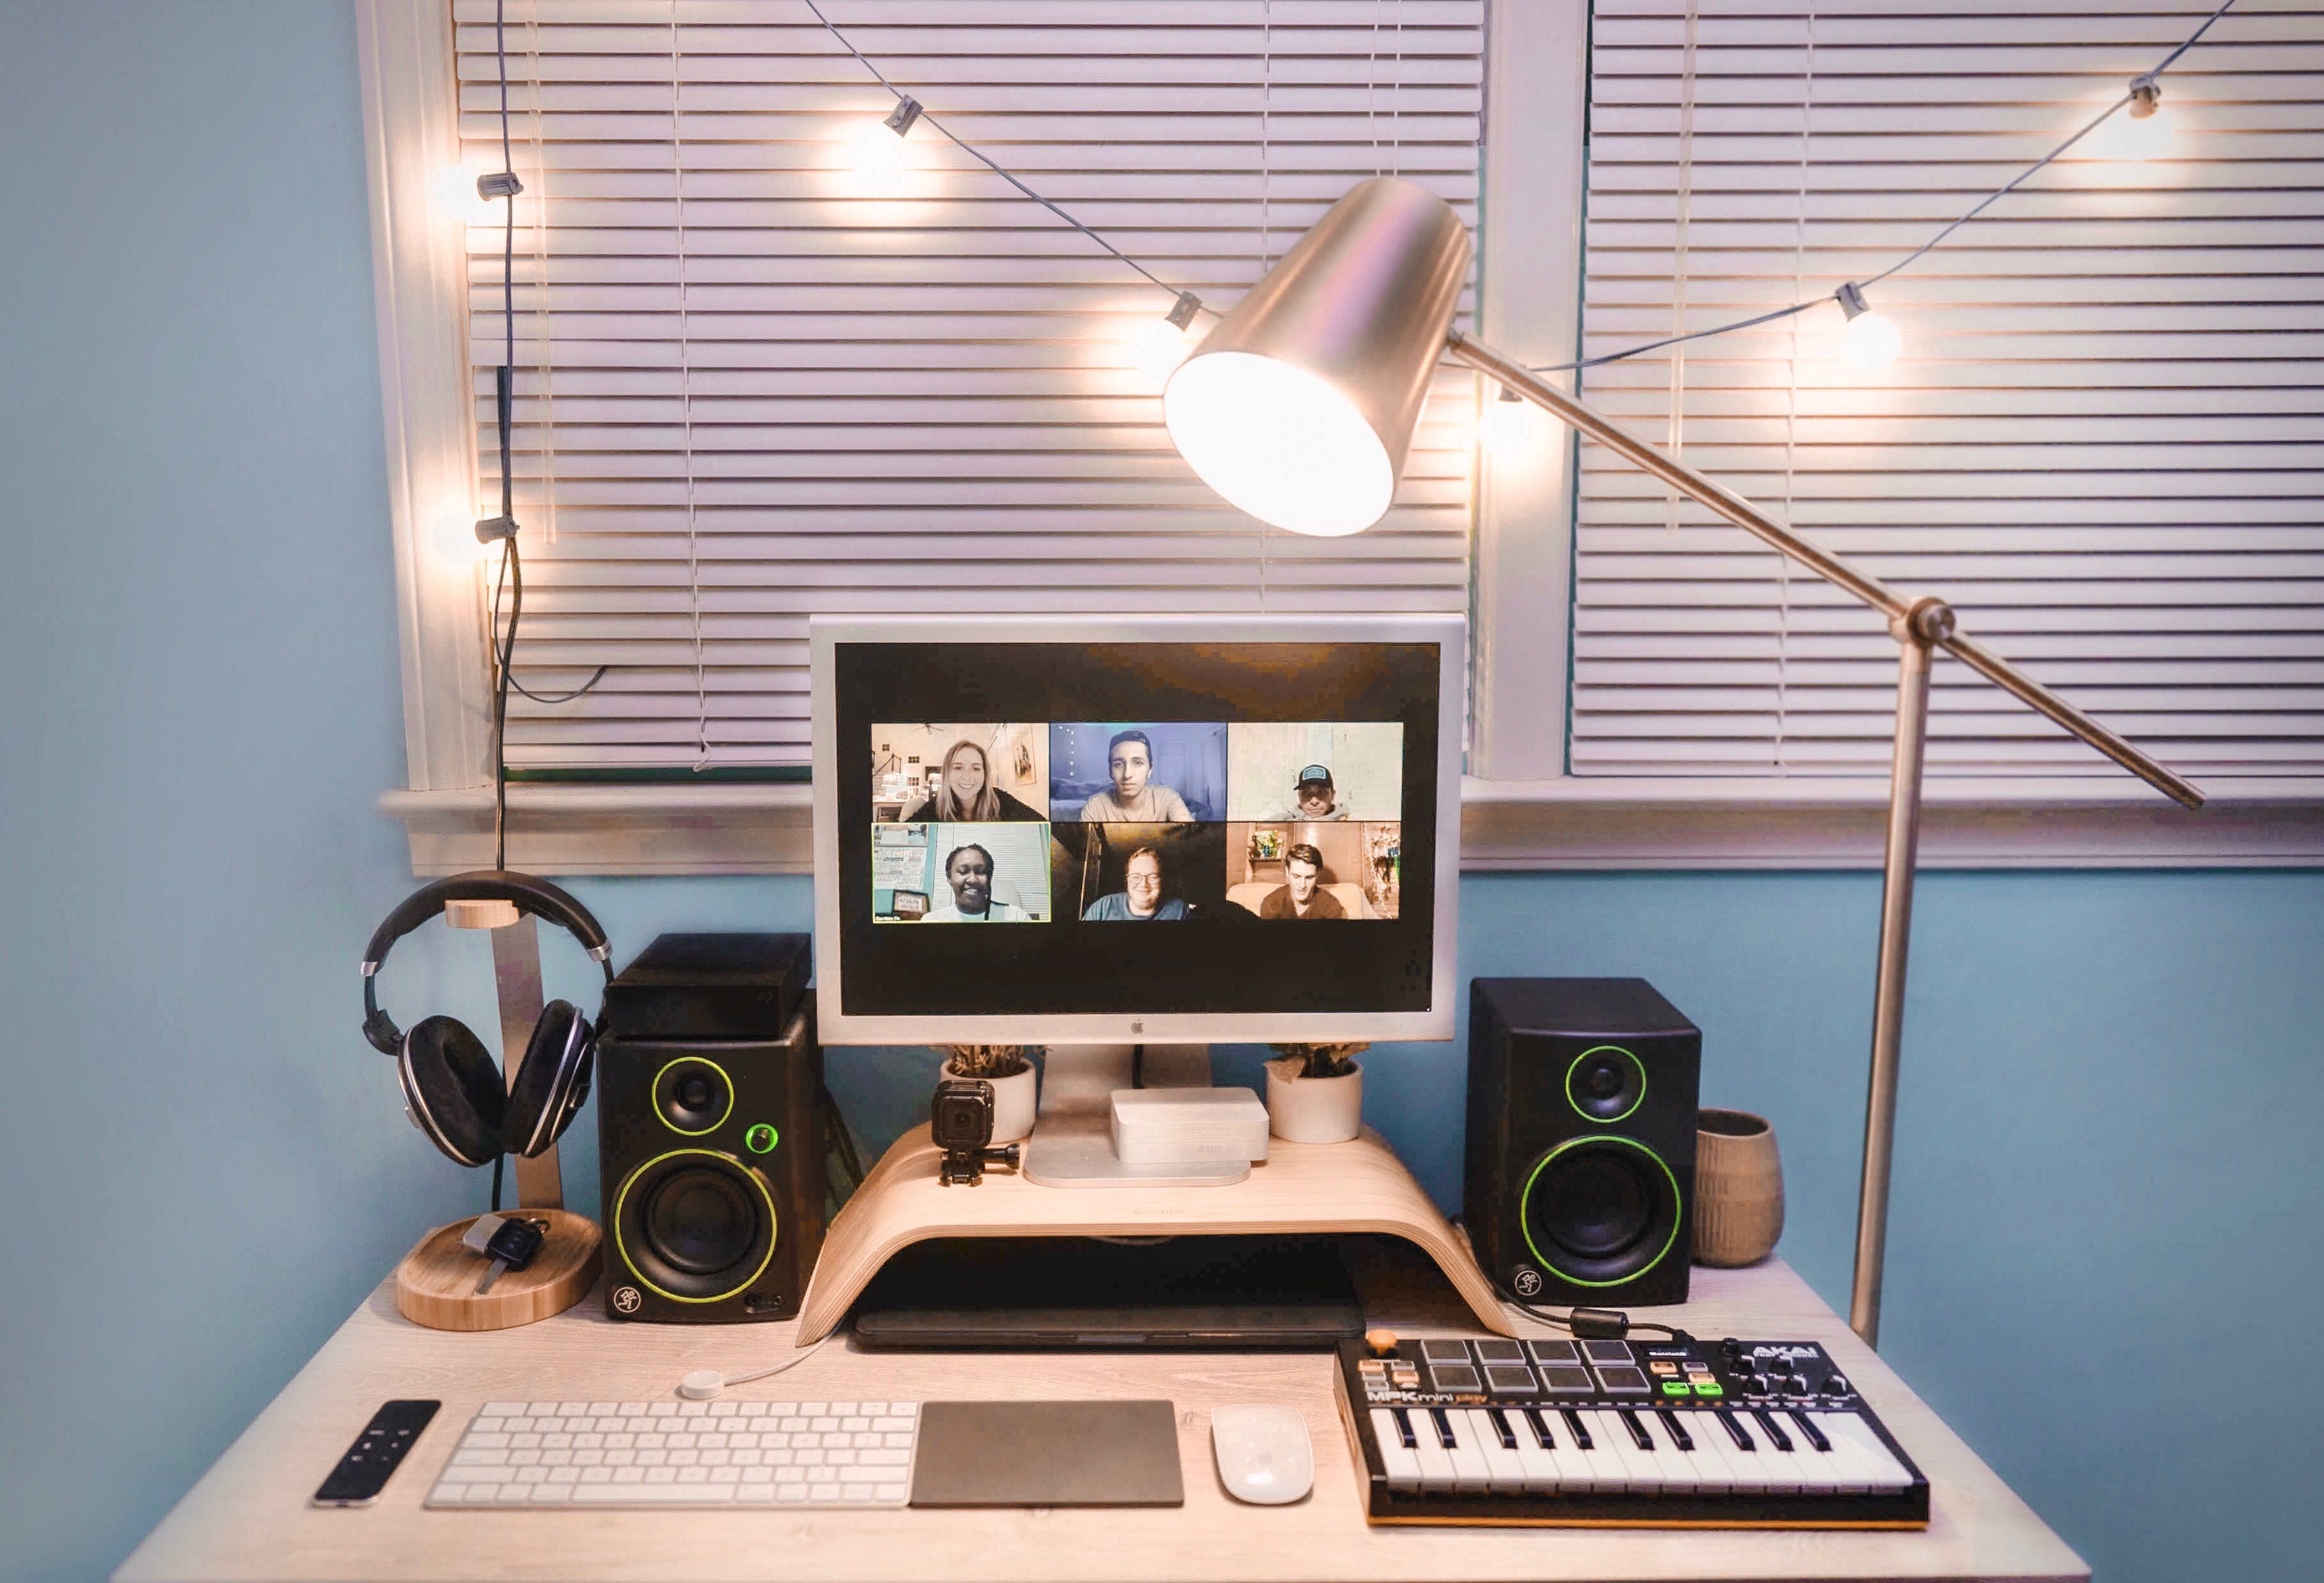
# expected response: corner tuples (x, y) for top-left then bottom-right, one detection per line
(901, 739), (1044, 823)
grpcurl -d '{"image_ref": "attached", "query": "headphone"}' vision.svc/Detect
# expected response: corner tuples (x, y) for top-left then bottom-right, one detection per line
(359, 871), (615, 1168)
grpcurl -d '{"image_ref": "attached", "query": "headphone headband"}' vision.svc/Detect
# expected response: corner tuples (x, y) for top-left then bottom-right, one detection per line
(360, 869), (613, 1056)
(363, 869), (612, 968)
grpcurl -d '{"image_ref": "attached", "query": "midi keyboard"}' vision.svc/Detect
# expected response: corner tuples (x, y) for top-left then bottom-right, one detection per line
(1338, 1335), (1929, 1528)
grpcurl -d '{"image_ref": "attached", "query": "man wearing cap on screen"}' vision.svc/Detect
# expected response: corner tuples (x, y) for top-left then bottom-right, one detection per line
(1256, 764), (1349, 821)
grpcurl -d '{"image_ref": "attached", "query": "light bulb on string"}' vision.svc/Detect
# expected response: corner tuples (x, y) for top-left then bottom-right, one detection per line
(847, 95), (922, 196)
(1481, 384), (1545, 453)
(2090, 73), (2172, 162)
(1836, 281), (1902, 373)
(1130, 291), (1205, 388)
(431, 162), (497, 227)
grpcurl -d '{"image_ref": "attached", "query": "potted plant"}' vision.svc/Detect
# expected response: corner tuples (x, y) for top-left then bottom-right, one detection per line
(937, 1045), (1041, 1144)
(1263, 1042), (1367, 1143)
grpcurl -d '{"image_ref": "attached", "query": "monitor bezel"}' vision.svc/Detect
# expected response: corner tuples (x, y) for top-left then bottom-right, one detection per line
(810, 613), (1464, 1047)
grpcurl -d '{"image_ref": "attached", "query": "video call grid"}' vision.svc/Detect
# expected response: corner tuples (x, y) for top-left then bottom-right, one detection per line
(870, 721), (1405, 925)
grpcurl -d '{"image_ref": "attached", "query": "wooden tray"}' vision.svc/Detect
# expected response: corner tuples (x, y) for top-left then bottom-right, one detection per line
(796, 1124), (1509, 1341)
(393, 1210), (601, 1331)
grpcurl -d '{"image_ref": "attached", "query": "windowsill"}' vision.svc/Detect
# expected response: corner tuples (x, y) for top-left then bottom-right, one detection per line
(381, 777), (2324, 877)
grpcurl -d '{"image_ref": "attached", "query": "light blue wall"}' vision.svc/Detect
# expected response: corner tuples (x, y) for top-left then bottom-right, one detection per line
(1, 6), (2318, 1583)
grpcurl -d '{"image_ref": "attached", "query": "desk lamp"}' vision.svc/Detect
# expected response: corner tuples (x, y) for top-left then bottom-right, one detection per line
(1162, 178), (2206, 1348)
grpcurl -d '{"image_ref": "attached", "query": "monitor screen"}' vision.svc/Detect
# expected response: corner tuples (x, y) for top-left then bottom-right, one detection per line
(811, 615), (1463, 1047)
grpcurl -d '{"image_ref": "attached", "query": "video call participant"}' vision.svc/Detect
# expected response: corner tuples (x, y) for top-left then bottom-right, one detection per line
(1260, 843), (1345, 919)
(1255, 764), (1348, 821)
(900, 739), (1044, 823)
(1081, 845), (1187, 921)
(1078, 730), (1195, 823)
(924, 844), (1022, 923)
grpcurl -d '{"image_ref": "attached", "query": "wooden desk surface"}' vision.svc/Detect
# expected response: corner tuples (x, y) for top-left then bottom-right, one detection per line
(116, 1258), (2084, 1583)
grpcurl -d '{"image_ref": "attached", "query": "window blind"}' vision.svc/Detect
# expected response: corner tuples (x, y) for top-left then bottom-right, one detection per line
(1573, 0), (2324, 782)
(451, 0), (1483, 771)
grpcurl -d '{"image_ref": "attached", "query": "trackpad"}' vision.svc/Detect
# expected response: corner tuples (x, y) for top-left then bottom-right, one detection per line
(909, 1401), (1185, 1507)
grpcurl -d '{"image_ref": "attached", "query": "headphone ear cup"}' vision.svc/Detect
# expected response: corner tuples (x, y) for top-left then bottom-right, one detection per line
(401, 1016), (506, 1168)
(506, 999), (593, 1159)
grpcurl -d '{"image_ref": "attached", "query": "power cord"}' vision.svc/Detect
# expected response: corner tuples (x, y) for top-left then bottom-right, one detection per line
(678, 1330), (840, 1401)
(1497, 1285), (1691, 1345)
(474, 0), (606, 874)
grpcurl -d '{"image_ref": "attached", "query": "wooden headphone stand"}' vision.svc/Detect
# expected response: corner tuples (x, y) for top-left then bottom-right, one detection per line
(393, 907), (602, 1331)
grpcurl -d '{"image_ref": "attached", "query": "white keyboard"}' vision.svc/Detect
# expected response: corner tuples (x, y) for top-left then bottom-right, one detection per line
(426, 1398), (919, 1508)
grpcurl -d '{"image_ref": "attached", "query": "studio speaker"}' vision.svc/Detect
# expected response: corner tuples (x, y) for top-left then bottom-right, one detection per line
(1465, 978), (1700, 1307)
(597, 1002), (824, 1322)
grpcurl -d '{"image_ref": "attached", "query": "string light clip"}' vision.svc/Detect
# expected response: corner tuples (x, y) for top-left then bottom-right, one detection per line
(1166, 291), (1203, 331)
(883, 96), (923, 137)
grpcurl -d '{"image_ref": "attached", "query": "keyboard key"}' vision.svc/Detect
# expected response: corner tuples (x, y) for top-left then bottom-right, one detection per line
(1370, 1409), (1424, 1492)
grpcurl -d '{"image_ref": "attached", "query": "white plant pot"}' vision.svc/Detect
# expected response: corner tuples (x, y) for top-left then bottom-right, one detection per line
(942, 1059), (1038, 1145)
(1264, 1056), (1363, 1143)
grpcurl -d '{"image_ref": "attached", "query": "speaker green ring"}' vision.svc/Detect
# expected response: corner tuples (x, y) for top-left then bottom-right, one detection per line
(1518, 1133), (1682, 1288)
(612, 1148), (778, 1305)
(651, 1056), (734, 1136)
(1565, 1045), (1646, 1124)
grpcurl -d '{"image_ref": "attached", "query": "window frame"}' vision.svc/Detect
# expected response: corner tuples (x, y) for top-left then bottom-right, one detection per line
(359, 0), (2323, 873)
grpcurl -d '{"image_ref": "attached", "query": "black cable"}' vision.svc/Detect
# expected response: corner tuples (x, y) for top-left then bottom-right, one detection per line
(1491, 1276), (1690, 1342)
(490, 1151), (504, 1215)
(479, 0), (605, 855)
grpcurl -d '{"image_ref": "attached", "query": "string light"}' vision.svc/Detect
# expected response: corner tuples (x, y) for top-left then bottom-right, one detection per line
(1835, 282), (1901, 373)
(2089, 73), (2173, 162)
(431, 163), (497, 225)
(1481, 384), (1546, 452)
(847, 94), (922, 195)
(1129, 292), (1205, 387)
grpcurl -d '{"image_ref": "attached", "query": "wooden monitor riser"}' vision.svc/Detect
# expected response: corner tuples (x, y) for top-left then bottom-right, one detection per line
(796, 1123), (1512, 1341)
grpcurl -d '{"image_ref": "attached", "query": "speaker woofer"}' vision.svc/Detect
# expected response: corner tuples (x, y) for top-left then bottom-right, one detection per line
(1520, 1135), (1680, 1287)
(612, 1149), (777, 1304)
(651, 1056), (734, 1136)
(1565, 1045), (1646, 1123)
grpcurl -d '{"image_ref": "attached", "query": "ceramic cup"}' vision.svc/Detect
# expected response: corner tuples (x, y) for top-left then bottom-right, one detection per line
(1692, 1108), (1784, 1266)
(1263, 1056), (1364, 1143)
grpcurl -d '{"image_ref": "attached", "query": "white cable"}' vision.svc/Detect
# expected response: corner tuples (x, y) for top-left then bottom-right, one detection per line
(677, 1331), (839, 1401)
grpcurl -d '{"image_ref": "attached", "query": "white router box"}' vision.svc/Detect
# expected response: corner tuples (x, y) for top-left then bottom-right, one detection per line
(1108, 1087), (1271, 1165)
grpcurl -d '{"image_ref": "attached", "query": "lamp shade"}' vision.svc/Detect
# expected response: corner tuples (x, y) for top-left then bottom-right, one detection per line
(1164, 178), (1470, 536)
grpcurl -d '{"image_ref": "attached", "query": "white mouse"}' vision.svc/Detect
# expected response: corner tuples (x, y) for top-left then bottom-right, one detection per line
(1210, 1405), (1312, 1505)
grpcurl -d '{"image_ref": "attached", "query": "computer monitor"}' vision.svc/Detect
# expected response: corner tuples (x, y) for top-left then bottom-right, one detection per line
(810, 614), (1463, 1048)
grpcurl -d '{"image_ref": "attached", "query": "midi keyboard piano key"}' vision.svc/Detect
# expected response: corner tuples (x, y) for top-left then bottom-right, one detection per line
(1339, 1335), (1929, 1528)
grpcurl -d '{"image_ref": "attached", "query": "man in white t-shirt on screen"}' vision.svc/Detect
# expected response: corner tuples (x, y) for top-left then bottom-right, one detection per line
(1078, 730), (1195, 823)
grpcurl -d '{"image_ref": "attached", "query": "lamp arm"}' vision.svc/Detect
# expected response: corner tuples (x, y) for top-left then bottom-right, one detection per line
(1445, 330), (2205, 810)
